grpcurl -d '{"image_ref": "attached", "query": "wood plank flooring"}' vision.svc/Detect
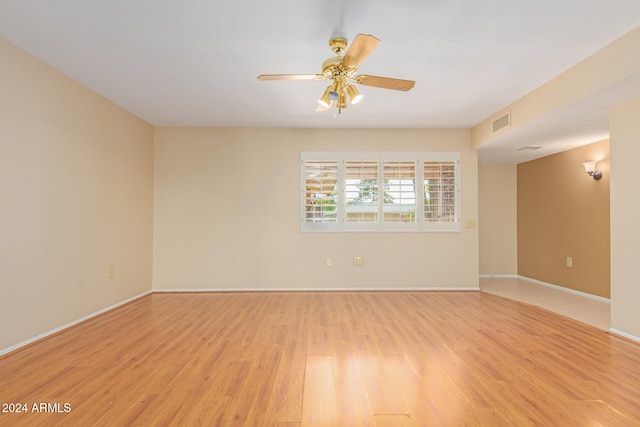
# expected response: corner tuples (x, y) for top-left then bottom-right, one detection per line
(1, 291), (640, 426)
(480, 276), (611, 330)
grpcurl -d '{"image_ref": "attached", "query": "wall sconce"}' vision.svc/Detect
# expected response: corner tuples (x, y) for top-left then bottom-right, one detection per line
(582, 161), (602, 180)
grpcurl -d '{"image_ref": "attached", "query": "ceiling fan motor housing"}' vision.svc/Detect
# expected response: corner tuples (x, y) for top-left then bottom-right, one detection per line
(322, 57), (342, 78)
(329, 37), (348, 55)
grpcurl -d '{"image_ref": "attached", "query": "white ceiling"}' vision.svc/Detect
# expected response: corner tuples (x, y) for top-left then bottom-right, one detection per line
(2, 0), (640, 163)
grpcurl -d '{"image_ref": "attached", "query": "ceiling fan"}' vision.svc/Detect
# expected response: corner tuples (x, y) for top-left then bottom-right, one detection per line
(257, 34), (415, 114)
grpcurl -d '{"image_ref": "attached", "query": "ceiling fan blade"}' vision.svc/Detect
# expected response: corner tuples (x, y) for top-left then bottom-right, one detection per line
(257, 74), (324, 81)
(341, 34), (380, 70)
(356, 74), (415, 91)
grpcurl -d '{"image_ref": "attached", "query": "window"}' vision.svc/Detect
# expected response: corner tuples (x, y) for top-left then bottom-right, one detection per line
(383, 160), (417, 223)
(301, 152), (460, 232)
(345, 159), (379, 223)
(424, 158), (457, 224)
(303, 159), (338, 224)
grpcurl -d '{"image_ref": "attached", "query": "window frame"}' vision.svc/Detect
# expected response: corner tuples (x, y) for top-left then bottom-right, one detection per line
(301, 152), (341, 232)
(301, 152), (461, 232)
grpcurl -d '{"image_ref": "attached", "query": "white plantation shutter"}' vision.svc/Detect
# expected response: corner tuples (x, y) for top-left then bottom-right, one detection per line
(383, 160), (417, 223)
(301, 157), (339, 231)
(301, 152), (460, 232)
(423, 162), (455, 222)
(422, 152), (460, 231)
(344, 160), (379, 223)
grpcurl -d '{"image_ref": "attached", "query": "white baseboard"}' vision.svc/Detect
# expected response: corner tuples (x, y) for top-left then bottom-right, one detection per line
(517, 276), (610, 303)
(1, 286), (483, 356)
(484, 276), (640, 343)
(608, 328), (640, 344)
(479, 274), (518, 279)
(481, 274), (611, 303)
(153, 286), (481, 293)
(0, 290), (152, 357)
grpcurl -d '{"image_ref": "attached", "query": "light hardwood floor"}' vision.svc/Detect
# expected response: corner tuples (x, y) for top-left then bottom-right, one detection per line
(480, 276), (611, 330)
(1, 290), (639, 426)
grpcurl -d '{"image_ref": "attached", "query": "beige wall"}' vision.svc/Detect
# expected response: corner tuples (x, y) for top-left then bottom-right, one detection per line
(472, 26), (640, 149)
(470, 24), (640, 340)
(0, 39), (154, 352)
(517, 139), (610, 298)
(153, 127), (479, 290)
(610, 95), (640, 339)
(6, 20), (637, 351)
(478, 164), (518, 275)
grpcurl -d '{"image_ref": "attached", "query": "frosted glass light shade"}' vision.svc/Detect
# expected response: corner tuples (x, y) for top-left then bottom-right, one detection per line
(582, 161), (596, 173)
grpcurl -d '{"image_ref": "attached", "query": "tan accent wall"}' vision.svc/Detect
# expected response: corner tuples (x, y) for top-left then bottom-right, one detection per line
(0, 38), (154, 351)
(478, 164), (518, 275)
(517, 139), (610, 297)
(610, 95), (640, 338)
(153, 127), (479, 290)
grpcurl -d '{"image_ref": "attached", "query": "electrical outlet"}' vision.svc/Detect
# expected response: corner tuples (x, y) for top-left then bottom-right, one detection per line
(566, 257), (573, 267)
(354, 256), (364, 266)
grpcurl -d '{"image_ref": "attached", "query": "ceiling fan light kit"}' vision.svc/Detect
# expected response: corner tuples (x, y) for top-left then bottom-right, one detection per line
(346, 85), (363, 104)
(318, 87), (332, 108)
(257, 34), (415, 115)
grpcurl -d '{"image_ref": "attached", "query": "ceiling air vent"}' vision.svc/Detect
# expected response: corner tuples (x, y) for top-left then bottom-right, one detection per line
(492, 112), (511, 132)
